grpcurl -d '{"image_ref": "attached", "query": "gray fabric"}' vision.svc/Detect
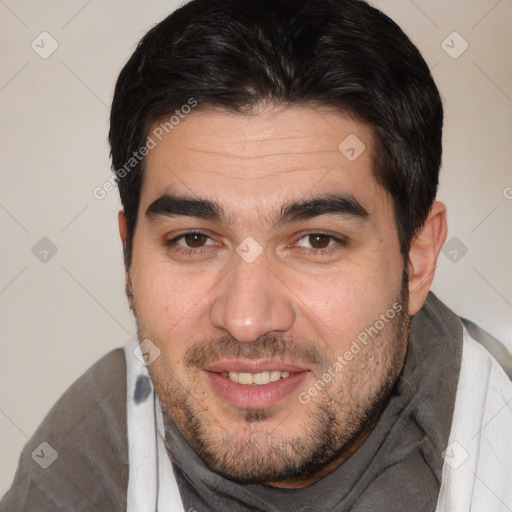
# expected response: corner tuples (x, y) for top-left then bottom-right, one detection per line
(161, 292), (464, 512)
(0, 348), (129, 512)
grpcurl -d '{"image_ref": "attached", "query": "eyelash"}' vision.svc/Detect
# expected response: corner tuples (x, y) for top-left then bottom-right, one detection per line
(165, 231), (346, 258)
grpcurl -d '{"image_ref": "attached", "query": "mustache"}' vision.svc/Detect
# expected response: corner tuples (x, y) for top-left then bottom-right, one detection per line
(184, 333), (329, 369)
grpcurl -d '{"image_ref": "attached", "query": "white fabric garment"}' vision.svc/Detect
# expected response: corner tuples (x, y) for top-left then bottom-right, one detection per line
(124, 327), (512, 512)
(435, 327), (512, 511)
(125, 338), (185, 512)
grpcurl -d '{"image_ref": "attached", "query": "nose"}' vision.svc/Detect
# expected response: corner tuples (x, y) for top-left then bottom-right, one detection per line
(209, 251), (296, 343)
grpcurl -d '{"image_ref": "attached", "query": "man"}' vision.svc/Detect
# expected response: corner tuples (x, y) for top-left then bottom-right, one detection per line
(1, 0), (511, 510)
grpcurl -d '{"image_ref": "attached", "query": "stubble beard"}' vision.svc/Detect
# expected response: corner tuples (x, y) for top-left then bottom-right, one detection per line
(133, 277), (411, 485)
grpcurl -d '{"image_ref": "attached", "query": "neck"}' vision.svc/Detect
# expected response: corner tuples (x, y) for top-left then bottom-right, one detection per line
(265, 403), (386, 489)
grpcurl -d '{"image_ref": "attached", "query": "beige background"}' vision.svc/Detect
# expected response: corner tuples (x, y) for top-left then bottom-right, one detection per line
(1, 0), (511, 497)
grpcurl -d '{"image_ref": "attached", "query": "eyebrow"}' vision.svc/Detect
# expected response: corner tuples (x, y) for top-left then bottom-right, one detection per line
(145, 192), (370, 228)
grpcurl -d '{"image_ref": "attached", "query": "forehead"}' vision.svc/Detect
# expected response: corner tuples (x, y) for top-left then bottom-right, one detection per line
(140, 105), (387, 220)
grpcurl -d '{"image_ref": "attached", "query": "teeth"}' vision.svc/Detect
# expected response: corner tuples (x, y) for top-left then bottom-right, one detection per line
(222, 370), (292, 385)
(269, 370), (282, 382)
(253, 371), (270, 385)
(238, 372), (253, 385)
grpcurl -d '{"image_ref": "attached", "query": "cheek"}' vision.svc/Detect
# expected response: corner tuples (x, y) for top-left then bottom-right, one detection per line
(289, 254), (403, 352)
(130, 255), (176, 318)
(130, 251), (219, 346)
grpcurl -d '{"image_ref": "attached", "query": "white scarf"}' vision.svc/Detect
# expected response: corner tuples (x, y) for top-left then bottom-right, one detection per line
(123, 327), (512, 511)
(125, 339), (185, 512)
(435, 327), (512, 511)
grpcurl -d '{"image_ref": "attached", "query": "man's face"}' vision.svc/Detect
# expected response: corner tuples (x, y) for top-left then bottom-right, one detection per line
(126, 106), (410, 486)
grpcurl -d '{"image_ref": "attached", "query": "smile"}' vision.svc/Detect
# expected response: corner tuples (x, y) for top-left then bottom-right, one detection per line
(220, 370), (291, 385)
(203, 360), (310, 409)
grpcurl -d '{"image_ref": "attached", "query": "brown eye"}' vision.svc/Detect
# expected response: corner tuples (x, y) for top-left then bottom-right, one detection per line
(183, 232), (209, 247)
(294, 233), (346, 256)
(308, 234), (332, 249)
(165, 231), (218, 254)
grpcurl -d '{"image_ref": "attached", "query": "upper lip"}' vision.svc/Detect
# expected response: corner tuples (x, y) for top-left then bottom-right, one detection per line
(203, 359), (309, 374)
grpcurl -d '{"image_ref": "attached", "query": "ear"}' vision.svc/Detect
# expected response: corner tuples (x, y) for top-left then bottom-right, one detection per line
(118, 210), (128, 249)
(118, 210), (134, 311)
(407, 201), (447, 316)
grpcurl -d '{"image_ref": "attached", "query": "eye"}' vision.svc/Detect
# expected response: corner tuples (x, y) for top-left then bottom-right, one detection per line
(174, 232), (213, 248)
(296, 234), (337, 250)
(165, 230), (218, 254)
(164, 230), (346, 259)
(293, 233), (346, 258)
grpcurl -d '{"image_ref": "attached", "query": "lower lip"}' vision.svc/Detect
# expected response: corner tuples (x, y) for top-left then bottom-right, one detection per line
(205, 371), (309, 409)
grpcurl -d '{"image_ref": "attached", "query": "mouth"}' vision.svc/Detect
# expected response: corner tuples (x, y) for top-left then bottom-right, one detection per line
(203, 359), (310, 409)
(220, 370), (291, 385)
